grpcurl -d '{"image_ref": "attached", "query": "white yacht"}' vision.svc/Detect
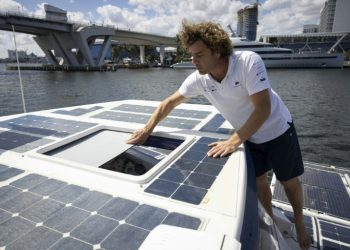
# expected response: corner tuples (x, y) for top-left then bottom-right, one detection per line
(170, 37), (344, 69)
(0, 99), (349, 250)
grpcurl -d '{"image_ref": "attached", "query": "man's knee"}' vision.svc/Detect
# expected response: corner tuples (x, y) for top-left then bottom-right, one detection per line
(256, 172), (269, 188)
(280, 176), (301, 190)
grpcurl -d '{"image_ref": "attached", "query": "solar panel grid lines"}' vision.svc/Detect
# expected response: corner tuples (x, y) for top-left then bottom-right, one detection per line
(199, 113), (233, 135)
(0, 172), (202, 250)
(145, 136), (228, 205)
(0, 114), (97, 153)
(93, 110), (202, 129)
(281, 210), (315, 244)
(300, 168), (348, 193)
(0, 130), (54, 153)
(53, 106), (104, 117)
(112, 104), (211, 120)
(272, 167), (350, 220)
(112, 104), (211, 119)
(0, 165), (25, 182)
(318, 219), (350, 250)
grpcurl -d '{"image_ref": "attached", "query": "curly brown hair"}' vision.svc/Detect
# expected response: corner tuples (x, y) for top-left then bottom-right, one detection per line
(178, 20), (232, 58)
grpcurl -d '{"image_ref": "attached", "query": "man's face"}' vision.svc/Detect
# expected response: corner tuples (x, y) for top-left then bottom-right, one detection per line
(188, 40), (220, 75)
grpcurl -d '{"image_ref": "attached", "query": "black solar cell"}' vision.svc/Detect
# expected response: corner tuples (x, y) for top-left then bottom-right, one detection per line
(273, 167), (350, 220)
(0, 173), (202, 250)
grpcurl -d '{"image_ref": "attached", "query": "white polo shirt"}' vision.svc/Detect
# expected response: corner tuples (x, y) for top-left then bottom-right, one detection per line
(178, 51), (292, 143)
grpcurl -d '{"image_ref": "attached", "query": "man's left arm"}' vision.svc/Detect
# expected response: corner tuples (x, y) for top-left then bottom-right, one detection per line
(207, 89), (271, 157)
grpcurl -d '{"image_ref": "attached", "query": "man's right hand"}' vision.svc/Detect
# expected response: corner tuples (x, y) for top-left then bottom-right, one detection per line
(126, 128), (151, 145)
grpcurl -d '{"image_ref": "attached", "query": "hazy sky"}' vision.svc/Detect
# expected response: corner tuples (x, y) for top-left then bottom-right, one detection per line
(0, 0), (326, 58)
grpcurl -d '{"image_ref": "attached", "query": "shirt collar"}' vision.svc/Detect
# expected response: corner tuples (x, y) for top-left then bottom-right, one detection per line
(200, 54), (236, 82)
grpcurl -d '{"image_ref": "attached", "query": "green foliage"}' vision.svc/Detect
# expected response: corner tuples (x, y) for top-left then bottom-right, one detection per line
(344, 50), (350, 61)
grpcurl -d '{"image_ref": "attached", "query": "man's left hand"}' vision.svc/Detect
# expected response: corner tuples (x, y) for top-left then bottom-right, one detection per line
(207, 139), (239, 158)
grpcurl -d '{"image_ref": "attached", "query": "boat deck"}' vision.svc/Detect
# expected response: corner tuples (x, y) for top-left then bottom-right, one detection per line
(0, 100), (349, 249)
(272, 162), (350, 250)
(0, 100), (244, 250)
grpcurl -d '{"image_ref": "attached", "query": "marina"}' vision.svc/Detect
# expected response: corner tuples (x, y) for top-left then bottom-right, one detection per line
(1, 0), (350, 249)
(5, 63), (118, 72)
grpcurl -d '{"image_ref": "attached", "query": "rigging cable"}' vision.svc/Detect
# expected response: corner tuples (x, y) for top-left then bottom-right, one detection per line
(12, 24), (27, 113)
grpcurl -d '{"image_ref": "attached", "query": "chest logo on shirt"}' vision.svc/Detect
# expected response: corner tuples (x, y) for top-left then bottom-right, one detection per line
(233, 81), (241, 87)
(204, 85), (217, 92)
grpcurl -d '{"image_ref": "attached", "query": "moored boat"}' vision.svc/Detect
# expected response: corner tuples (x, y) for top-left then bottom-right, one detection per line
(171, 37), (344, 69)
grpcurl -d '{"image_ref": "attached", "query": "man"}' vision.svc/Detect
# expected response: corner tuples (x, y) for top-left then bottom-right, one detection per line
(127, 20), (310, 249)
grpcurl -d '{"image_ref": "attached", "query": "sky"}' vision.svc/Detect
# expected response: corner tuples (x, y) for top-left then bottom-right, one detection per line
(0, 0), (327, 58)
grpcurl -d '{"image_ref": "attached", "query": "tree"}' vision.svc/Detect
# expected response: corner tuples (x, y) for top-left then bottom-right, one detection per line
(111, 46), (124, 62)
(345, 50), (350, 61)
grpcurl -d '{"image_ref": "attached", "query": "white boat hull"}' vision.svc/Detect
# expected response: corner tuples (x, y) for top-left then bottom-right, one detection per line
(262, 53), (344, 68)
(171, 53), (344, 69)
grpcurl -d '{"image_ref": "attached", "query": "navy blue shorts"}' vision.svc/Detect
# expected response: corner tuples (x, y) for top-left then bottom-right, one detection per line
(245, 122), (304, 182)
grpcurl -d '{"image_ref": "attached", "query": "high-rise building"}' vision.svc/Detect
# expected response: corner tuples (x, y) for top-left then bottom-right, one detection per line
(319, 0), (350, 32)
(236, 4), (258, 41)
(303, 24), (319, 33)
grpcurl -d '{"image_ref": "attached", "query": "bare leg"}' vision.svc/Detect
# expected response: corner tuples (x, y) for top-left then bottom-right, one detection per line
(281, 177), (310, 249)
(256, 173), (274, 218)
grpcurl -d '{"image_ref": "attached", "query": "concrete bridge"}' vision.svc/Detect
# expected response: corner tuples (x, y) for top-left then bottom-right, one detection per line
(0, 5), (178, 67)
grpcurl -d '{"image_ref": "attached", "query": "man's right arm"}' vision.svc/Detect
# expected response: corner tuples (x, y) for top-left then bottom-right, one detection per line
(126, 91), (187, 144)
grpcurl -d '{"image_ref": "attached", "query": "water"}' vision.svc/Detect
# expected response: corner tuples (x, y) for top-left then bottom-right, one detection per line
(1, 63), (349, 168)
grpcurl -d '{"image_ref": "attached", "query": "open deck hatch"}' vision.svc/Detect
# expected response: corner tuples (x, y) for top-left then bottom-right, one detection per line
(44, 129), (184, 176)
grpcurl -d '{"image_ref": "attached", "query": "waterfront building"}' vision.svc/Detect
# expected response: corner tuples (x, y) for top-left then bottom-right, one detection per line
(236, 4), (258, 41)
(7, 50), (27, 60)
(303, 24), (319, 33)
(261, 0), (350, 53)
(261, 32), (350, 53)
(320, 0), (350, 32)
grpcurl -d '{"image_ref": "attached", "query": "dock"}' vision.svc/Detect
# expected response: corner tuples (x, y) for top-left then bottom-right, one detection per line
(6, 63), (118, 72)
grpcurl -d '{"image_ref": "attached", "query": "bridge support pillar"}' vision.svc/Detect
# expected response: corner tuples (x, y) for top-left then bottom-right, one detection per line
(96, 35), (112, 65)
(159, 45), (165, 65)
(139, 45), (145, 64)
(34, 26), (115, 67)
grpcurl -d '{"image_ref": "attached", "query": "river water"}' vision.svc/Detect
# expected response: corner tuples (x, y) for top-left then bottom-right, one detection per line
(0, 63), (349, 168)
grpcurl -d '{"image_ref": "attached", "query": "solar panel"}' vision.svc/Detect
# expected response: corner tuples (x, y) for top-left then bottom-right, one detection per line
(162, 212), (201, 230)
(113, 104), (156, 114)
(281, 210), (315, 240)
(0, 173), (202, 250)
(0, 209), (11, 224)
(145, 137), (228, 205)
(0, 166), (24, 181)
(144, 179), (179, 197)
(319, 219), (350, 247)
(272, 168), (350, 220)
(10, 174), (48, 189)
(301, 168), (347, 193)
(112, 104), (210, 120)
(184, 173), (216, 189)
(49, 237), (91, 250)
(200, 114), (233, 134)
(0, 131), (53, 153)
(93, 111), (201, 129)
(0, 115), (97, 139)
(171, 185), (208, 205)
(71, 214), (119, 244)
(6, 226), (62, 250)
(53, 106), (103, 116)
(92, 111), (150, 123)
